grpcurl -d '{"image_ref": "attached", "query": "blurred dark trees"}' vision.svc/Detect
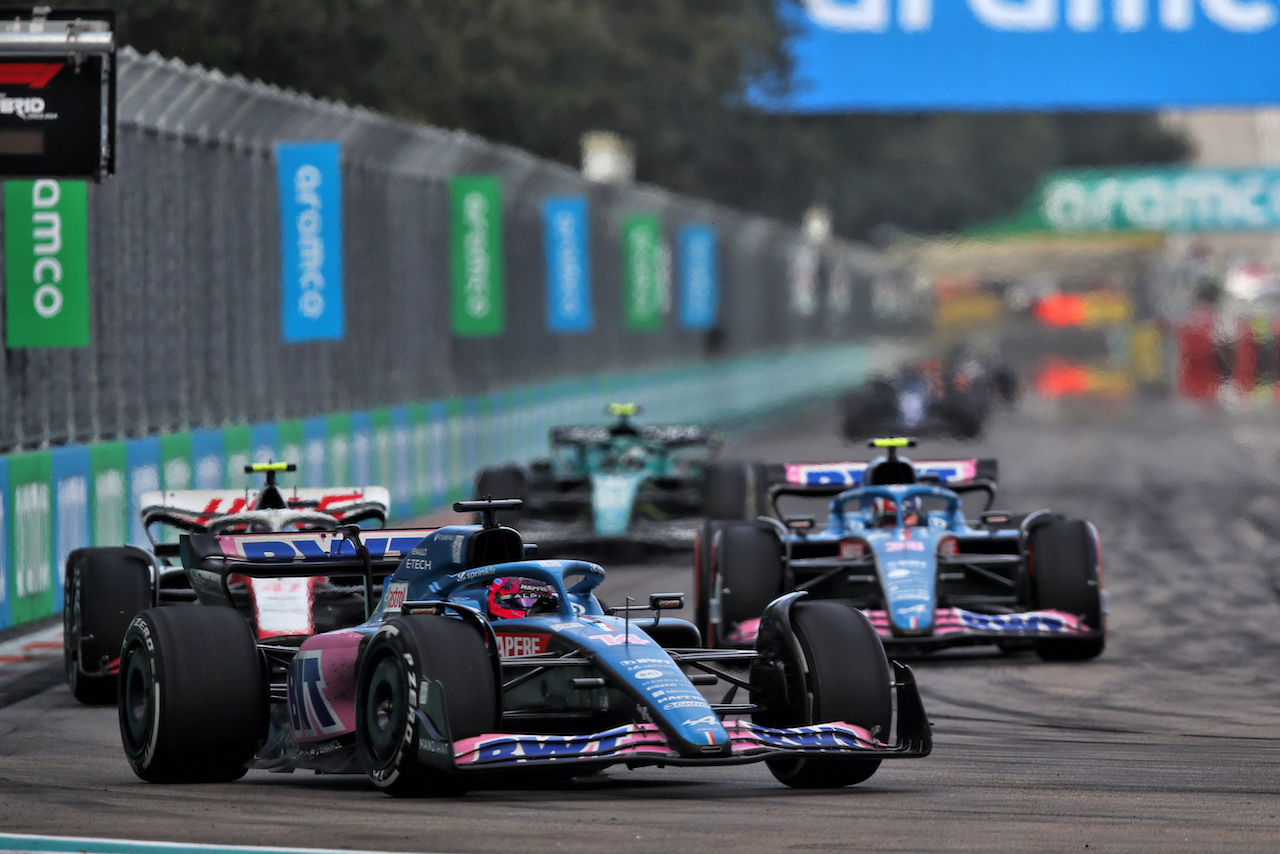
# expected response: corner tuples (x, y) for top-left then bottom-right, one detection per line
(83, 0), (1189, 238)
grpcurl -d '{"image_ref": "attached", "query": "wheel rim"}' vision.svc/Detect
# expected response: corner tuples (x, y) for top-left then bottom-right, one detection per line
(121, 644), (154, 752)
(364, 655), (406, 763)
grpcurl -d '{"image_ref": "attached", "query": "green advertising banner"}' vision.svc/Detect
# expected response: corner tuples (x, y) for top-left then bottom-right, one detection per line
(223, 425), (253, 489)
(450, 175), (505, 336)
(4, 180), (90, 347)
(159, 433), (193, 491)
(978, 167), (1280, 236)
(7, 451), (54, 626)
(623, 214), (663, 331)
(278, 420), (305, 473)
(89, 442), (129, 549)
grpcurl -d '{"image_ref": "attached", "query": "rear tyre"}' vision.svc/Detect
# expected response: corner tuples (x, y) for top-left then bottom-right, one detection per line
(64, 547), (153, 705)
(710, 521), (783, 647)
(118, 607), (266, 783)
(763, 601), (892, 788)
(356, 615), (498, 797)
(840, 381), (896, 442)
(474, 465), (527, 525)
(703, 460), (769, 520)
(693, 519), (730, 644)
(1029, 519), (1105, 661)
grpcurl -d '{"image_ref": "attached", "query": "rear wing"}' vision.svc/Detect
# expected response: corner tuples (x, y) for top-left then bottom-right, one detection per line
(780, 458), (997, 488)
(179, 527), (434, 612)
(140, 486), (392, 533)
(550, 424), (719, 448)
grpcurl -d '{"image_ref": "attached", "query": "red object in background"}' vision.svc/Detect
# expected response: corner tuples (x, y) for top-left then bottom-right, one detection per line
(1176, 307), (1219, 401)
(1233, 318), (1257, 394)
(1035, 358), (1092, 398)
(1034, 293), (1087, 328)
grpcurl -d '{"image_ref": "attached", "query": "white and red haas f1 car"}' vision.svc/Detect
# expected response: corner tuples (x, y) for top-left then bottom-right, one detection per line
(64, 462), (389, 704)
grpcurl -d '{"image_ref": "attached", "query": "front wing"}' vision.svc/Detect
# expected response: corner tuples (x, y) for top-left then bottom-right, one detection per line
(866, 607), (1101, 647)
(726, 608), (1099, 648)
(417, 661), (930, 772)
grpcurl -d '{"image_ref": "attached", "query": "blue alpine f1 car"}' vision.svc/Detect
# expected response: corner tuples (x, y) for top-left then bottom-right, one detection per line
(695, 439), (1105, 661)
(117, 499), (931, 795)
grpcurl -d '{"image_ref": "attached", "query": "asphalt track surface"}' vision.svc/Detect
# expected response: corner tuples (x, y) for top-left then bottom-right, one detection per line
(3, 397), (1280, 853)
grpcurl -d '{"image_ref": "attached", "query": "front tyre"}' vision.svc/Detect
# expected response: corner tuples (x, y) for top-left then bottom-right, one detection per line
(356, 616), (498, 797)
(118, 607), (266, 783)
(760, 601), (892, 788)
(1029, 519), (1105, 661)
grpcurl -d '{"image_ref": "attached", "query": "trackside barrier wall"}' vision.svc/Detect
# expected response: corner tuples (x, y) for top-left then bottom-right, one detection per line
(0, 343), (889, 630)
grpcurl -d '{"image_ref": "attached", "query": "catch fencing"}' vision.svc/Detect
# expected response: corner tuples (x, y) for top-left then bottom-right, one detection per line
(0, 48), (913, 455)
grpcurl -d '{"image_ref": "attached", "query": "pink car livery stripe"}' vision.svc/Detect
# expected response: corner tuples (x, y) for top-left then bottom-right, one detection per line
(785, 460), (978, 486)
(863, 608), (1090, 636)
(288, 631), (364, 742)
(453, 720), (884, 766)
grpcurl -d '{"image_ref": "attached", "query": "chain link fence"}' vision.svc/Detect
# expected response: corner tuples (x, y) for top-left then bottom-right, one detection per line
(0, 48), (915, 456)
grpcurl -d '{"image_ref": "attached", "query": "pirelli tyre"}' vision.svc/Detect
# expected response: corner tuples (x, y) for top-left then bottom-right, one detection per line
(64, 547), (153, 705)
(709, 521), (784, 647)
(693, 519), (730, 645)
(839, 380), (897, 442)
(356, 615), (499, 797)
(1029, 519), (1106, 661)
(760, 600), (893, 789)
(118, 607), (267, 783)
(703, 460), (769, 520)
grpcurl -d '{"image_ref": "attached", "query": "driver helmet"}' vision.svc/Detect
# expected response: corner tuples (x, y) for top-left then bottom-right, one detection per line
(487, 577), (559, 620)
(620, 445), (647, 470)
(872, 495), (921, 527)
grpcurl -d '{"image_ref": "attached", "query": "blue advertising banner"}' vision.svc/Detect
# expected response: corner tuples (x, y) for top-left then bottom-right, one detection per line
(350, 411), (373, 488)
(125, 437), (162, 547)
(51, 445), (91, 613)
(191, 429), (225, 490)
(543, 196), (593, 332)
(784, 1), (1280, 111)
(678, 224), (719, 330)
(276, 141), (345, 341)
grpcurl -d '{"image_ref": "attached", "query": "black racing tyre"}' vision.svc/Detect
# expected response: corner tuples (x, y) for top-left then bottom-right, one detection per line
(356, 615), (498, 797)
(703, 460), (769, 520)
(840, 381), (896, 442)
(118, 607), (267, 783)
(474, 465), (527, 524)
(64, 547), (153, 705)
(939, 391), (985, 440)
(693, 519), (731, 644)
(711, 521), (783, 646)
(764, 601), (892, 788)
(1029, 519), (1105, 661)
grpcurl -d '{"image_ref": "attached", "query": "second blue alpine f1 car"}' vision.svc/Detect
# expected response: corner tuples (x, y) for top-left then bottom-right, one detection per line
(117, 499), (930, 794)
(694, 439), (1105, 661)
